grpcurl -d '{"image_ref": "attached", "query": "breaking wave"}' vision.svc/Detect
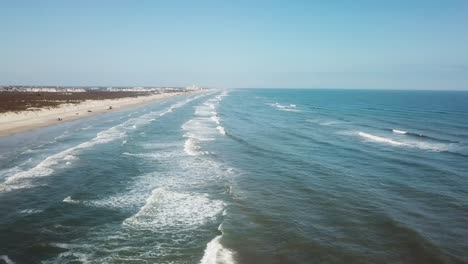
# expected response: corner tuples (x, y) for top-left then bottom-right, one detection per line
(200, 224), (236, 264)
(184, 137), (206, 156)
(63, 196), (80, 204)
(183, 92), (228, 156)
(390, 128), (456, 143)
(358, 131), (453, 152)
(11, 90), (237, 263)
(217, 126), (226, 135)
(359, 132), (407, 146)
(392, 129), (407, 134)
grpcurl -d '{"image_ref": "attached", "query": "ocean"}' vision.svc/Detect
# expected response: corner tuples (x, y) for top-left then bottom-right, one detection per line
(0, 89), (467, 264)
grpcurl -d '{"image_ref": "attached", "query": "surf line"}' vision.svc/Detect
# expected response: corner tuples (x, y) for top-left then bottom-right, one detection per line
(0, 95), (203, 192)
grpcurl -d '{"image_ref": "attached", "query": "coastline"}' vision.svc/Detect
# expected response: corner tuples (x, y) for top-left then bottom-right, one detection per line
(0, 91), (197, 137)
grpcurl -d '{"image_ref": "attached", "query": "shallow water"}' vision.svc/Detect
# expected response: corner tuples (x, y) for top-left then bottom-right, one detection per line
(0, 89), (467, 263)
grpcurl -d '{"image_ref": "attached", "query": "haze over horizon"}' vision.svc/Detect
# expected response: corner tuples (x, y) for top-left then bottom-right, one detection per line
(1, 0), (468, 90)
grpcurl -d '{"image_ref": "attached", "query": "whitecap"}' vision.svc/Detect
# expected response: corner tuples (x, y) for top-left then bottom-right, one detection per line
(392, 129), (407, 134)
(268, 102), (300, 112)
(358, 131), (452, 152)
(63, 196), (80, 204)
(358, 132), (407, 146)
(216, 126), (226, 135)
(19, 209), (43, 215)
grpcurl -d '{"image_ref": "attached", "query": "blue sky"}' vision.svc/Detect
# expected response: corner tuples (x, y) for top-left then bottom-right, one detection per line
(1, 0), (467, 89)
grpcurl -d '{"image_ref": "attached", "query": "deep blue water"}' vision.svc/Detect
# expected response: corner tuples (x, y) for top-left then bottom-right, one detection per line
(0, 89), (467, 264)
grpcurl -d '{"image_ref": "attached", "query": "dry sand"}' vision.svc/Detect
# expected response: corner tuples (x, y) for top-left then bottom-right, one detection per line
(0, 92), (190, 137)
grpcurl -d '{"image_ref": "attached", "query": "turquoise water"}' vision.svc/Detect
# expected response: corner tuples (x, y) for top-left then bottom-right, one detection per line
(0, 89), (467, 264)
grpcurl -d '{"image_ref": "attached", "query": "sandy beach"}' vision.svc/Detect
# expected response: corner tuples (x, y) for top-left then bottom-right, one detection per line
(0, 91), (193, 137)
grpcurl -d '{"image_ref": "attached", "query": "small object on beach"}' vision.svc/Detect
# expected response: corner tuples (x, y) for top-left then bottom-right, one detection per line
(108, 106), (113, 110)
(76, 113), (79, 115)
(87, 110), (92, 112)
(57, 117), (62, 121)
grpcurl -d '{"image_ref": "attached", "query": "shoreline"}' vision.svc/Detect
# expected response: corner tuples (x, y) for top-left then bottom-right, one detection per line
(0, 91), (198, 137)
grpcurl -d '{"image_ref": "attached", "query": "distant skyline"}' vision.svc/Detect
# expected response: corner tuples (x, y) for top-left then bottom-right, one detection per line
(1, 0), (468, 90)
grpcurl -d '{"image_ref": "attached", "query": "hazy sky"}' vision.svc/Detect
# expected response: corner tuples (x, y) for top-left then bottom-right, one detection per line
(1, 0), (468, 89)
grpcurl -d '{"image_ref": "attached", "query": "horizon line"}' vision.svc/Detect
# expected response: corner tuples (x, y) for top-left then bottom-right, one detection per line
(1, 85), (468, 92)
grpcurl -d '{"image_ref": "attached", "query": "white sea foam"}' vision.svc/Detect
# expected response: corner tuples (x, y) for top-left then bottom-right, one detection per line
(183, 94), (235, 263)
(63, 155), (76, 161)
(123, 188), (225, 231)
(65, 191), (151, 210)
(211, 116), (221, 125)
(52, 251), (91, 264)
(358, 132), (407, 146)
(409, 141), (451, 152)
(182, 93), (229, 155)
(183, 126), (213, 155)
(63, 196), (80, 204)
(392, 129), (407, 134)
(182, 94), (225, 156)
(217, 126), (226, 135)
(200, 223), (235, 264)
(0, 182), (37, 193)
(0, 255), (15, 264)
(268, 102), (300, 112)
(79, 154), (234, 211)
(3, 125), (126, 186)
(19, 209), (43, 215)
(200, 235), (236, 264)
(0, 166), (21, 181)
(184, 137), (203, 156)
(358, 131), (451, 152)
